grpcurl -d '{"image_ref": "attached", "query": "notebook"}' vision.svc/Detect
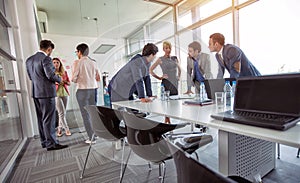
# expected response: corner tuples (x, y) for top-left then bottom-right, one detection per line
(204, 78), (236, 100)
(211, 73), (300, 131)
(183, 98), (213, 106)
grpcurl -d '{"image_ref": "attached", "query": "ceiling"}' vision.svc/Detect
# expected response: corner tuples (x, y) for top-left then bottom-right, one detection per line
(35, 0), (179, 39)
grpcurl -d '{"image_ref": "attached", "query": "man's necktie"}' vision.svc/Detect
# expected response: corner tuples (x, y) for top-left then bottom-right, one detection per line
(217, 53), (224, 64)
(192, 57), (204, 82)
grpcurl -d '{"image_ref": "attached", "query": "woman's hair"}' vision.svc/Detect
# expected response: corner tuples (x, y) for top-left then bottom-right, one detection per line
(142, 43), (158, 56)
(163, 41), (172, 48)
(53, 57), (65, 75)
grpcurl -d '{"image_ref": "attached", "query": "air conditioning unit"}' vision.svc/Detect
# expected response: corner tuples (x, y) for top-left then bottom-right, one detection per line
(37, 10), (48, 33)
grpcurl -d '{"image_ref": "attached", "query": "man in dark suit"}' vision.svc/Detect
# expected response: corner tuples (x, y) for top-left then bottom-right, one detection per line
(26, 40), (68, 151)
(208, 33), (261, 78)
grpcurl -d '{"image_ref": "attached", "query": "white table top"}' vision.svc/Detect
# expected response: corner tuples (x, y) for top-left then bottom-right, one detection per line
(112, 99), (300, 148)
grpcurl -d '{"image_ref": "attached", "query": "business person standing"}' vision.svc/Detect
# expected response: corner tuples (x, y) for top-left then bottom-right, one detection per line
(72, 43), (100, 144)
(208, 33), (261, 78)
(26, 40), (68, 151)
(184, 41), (213, 94)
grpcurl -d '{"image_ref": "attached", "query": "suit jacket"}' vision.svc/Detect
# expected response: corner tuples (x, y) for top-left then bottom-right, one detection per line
(108, 54), (152, 102)
(216, 44), (261, 78)
(187, 52), (213, 90)
(26, 52), (61, 98)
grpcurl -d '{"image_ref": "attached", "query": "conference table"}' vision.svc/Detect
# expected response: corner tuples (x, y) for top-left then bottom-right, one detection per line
(112, 99), (300, 181)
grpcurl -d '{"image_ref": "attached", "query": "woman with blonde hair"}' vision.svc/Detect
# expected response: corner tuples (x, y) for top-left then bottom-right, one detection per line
(150, 41), (181, 123)
(53, 58), (71, 136)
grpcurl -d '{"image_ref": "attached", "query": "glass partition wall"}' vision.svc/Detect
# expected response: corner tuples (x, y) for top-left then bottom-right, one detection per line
(0, 2), (24, 176)
(0, 57), (23, 174)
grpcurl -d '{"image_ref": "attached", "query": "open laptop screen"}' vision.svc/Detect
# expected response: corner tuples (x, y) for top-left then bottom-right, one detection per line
(234, 74), (300, 117)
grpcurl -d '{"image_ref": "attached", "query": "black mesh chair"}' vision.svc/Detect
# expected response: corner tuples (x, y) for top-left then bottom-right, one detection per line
(165, 138), (252, 183)
(80, 105), (126, 179)
(120, 111), (213, 182)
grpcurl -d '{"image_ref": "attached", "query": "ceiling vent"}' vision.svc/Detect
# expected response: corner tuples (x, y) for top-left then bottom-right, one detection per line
(37, 10), (48, 33)
(93, 44), (115, 54)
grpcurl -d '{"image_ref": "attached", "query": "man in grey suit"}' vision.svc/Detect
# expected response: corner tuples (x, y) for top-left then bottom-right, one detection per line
(208, 33), (261, 78)
(108, 43), (158, 103)
(26, 40), (68, 151)
(184, 41), (213, 94)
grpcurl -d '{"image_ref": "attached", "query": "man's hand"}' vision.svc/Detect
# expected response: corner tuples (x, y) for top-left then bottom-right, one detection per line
(184, 90), (194, 95)
(160, 74), (168, 80)
(140, 98), (152, 103)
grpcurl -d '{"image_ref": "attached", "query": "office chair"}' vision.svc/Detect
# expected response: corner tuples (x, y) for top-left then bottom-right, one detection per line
(120, 111), (213, 182)
(165, 138), (252, 183)
(80, 105), (127, 179)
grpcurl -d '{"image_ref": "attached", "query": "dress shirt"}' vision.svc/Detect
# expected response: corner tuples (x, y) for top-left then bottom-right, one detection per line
(72, 56), (99, 89)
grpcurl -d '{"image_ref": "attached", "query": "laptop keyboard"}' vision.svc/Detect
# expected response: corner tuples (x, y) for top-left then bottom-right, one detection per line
(231, 111), (296, 125)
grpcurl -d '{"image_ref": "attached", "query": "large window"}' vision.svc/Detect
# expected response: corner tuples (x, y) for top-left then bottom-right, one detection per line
(239, 0), (300, 74)
(127, 29), (144, 55)
(127, 0), (300, 80)
(197, 0), (232, 21)
(149, 11), (174, 42)
(0, 21), (10, 53)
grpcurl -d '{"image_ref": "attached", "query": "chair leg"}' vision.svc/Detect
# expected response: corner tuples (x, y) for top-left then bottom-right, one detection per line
(148, 162), (152, 171)
(120, 149), (132, 183)
(277, 143), (280, 159)
(119, 138), (126, 179)
(297, 148), (300, 158)
(190, 123), (194, 132)
(80, 133), (95, 179)
(158, 161), (166, 183)
(194, 152), (199, 161)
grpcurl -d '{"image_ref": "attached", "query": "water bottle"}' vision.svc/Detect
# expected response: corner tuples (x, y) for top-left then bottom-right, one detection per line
(223, 81), (232, 107)
(103, 86), (110, 107)
(231, 81), (236, 108)
(160, 83), (165, 100)
(200, 82), (207, 101)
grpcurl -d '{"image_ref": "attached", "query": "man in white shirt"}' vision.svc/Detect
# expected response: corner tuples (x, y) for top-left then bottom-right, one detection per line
(72, 43), (100, 144)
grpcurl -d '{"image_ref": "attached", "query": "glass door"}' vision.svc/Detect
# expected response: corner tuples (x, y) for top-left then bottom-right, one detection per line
(0, 55), (23, 174)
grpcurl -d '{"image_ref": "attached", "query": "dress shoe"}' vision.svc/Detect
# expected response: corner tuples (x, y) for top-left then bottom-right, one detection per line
(47, 144), (68, 151)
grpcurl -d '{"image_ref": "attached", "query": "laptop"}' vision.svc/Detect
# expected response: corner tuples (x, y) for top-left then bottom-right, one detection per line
(204, 78), (236, 100)
(211, 73), (300, 131)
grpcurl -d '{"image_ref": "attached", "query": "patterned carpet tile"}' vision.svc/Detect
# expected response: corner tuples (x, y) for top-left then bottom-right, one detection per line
(28, 157), (79, 182)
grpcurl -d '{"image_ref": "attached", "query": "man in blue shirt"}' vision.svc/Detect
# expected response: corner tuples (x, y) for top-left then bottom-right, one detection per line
(208, 33), (261, 78)
(108, 43), (158, 103)
(184, 41), (213, 94)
